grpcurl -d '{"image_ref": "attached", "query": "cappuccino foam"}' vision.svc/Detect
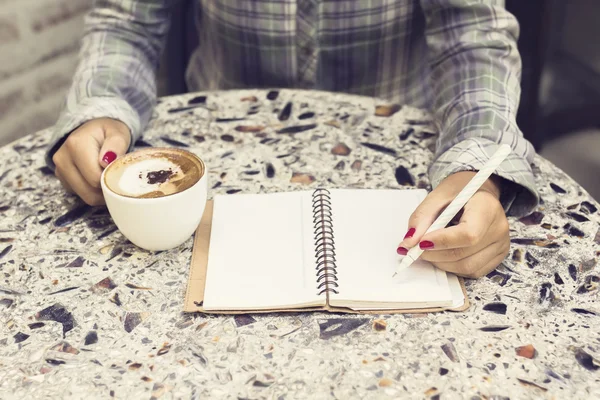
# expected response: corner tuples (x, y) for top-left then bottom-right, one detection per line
(104, 149), (203, 199)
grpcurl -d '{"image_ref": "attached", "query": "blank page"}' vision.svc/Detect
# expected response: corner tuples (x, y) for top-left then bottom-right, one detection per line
(203, 192), (323, 310)
(328, 189), (454, 309)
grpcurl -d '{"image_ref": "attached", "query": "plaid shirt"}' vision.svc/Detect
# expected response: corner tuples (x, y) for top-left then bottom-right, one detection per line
(47, 0), (539, 217)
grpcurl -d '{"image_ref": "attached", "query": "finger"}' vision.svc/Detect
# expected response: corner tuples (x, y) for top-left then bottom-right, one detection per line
(416, 189), (506, 253)
(432, 239), (509, 278)
(420, 236), (489, 263)
(59, 157), (105, 206)
(98, 124), (131, 168)
(55, 168), (73, 194)
(448, 208), (464, 227)
(67, 133), (103, 189)
(418, 192), (499, 251)
(469, 251), (510, 279)
(398, 191), (450, 249)
(53, 150), (74, 193)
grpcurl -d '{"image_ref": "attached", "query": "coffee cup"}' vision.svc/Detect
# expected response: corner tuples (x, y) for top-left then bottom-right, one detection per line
(100, 147), (208, 251)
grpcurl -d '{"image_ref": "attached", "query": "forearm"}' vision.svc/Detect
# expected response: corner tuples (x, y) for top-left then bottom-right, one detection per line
(420, 0), (539, 216)
(46, 0), (173, 168)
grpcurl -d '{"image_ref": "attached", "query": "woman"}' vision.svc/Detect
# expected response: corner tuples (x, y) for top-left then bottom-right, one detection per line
(47, 0), (539, 278)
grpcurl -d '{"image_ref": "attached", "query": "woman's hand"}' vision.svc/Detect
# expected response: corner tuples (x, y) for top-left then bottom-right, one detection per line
(52, 118), (131, 206)
(397, 171), (510, 278)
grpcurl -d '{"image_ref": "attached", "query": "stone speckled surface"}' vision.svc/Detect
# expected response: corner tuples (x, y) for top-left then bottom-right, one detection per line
(0, 90), (599, 399)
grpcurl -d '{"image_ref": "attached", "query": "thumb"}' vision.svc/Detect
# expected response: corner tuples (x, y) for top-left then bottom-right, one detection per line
(397, 193), (450, 251)
(98, 122), (131, 168)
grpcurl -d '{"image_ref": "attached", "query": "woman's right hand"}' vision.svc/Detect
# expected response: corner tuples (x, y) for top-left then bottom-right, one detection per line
(52, 118), (131, 206)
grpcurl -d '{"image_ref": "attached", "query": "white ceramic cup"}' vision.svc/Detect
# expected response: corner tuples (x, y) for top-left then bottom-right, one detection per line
(100, 148), (208, 251)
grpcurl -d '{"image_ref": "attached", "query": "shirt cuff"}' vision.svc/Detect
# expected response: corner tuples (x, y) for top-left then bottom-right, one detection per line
(45, 96), (141, 170)
(428, 137), (540, 218)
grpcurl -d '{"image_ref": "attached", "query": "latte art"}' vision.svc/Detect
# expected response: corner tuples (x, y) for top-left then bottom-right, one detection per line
(104, 148), (203, 199)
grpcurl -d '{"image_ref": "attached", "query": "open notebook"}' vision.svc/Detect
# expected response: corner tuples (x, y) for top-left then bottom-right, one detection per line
(184, 189), (469, 314)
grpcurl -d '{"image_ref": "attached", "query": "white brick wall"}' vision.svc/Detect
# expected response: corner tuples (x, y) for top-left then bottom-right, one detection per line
(0, 0), (91, 146)
(0, 0), (172, 148)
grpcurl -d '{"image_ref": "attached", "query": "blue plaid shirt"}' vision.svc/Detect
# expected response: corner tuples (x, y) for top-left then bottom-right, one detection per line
(47, 0), (539, 216)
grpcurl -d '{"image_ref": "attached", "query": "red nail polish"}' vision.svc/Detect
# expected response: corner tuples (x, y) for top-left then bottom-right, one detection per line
(419, 241), (434, 250)
(396, 246), (408, 255)
(102, 151), (117, 164)
(404, 228), (415, 239)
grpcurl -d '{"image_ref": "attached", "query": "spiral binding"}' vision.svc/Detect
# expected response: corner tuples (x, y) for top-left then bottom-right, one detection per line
(312, 188), (339, 296)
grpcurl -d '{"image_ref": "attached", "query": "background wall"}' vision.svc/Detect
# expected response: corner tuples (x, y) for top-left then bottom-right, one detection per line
(0, 0), (90, 146)
(538, 0), (600, 200)
(0, 0), (169, 147)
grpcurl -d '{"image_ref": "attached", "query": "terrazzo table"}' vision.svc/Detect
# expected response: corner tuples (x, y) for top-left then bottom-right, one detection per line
(1, 90), (599, 399)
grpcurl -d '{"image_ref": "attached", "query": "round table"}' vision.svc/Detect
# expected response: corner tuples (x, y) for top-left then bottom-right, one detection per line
(1, 90), (599, 399)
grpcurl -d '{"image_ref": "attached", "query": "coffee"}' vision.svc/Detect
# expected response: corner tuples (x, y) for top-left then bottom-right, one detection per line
(104, 148), (204, 199)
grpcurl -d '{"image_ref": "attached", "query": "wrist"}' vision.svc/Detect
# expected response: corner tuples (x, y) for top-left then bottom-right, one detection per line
(446, 171), (503, 200)
(482, 174), (503, 200)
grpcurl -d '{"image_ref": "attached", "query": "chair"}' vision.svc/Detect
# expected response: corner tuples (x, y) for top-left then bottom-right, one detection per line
(164, 0), (197, 96)
(506, 0), (600, 150)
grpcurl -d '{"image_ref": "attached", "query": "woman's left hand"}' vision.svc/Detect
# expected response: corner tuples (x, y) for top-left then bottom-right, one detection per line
(396, 171), (510, 278)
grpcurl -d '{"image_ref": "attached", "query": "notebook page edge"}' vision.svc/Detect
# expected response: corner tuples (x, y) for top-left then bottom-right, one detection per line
(203, 191), (324, 309)
(327, 188), (454, 307)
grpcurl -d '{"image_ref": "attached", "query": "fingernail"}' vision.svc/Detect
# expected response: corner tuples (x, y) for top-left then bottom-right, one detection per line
(404, 228), (415, 239)
(396, 246), (408, 255)
(419, 241), (434, 250)
(102, 151), (117, 164)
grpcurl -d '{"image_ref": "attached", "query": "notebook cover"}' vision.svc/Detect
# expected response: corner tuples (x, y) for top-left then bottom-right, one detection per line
(183, 200), (470, 314)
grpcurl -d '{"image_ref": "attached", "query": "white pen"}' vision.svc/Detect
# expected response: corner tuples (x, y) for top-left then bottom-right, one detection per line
(394, 144), (512, 276)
